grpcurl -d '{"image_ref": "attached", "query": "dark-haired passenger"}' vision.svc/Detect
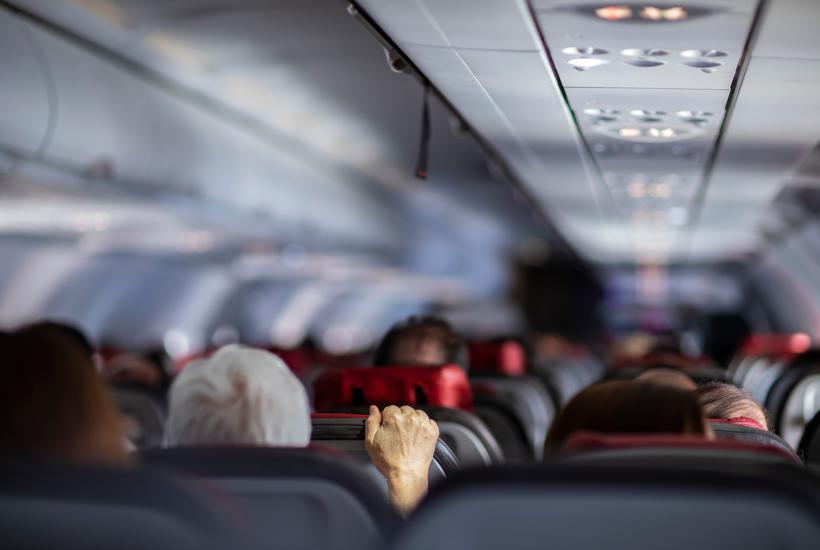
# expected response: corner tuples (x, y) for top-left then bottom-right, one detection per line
(373, 316), (468, 370)
(0, 325), (128, 464)
(545, 380), (711, 451)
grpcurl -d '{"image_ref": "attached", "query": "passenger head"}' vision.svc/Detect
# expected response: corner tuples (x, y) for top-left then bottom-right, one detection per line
(373, 316), (468, 370)
(635, 368), (697, 391)
(696, 382), (769, 431)
(166, 345), (311, 447)
(545, 380), (708, 449)
(0, 324), (128, 464)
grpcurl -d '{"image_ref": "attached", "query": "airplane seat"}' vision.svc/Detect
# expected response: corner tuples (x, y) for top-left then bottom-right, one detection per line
(556, 432), (803, 466)
(112, 383), (167, 448)
(764, 361), (820, 447)
(798, 409), (820, 469)
(311, 413), (460, 485)
(140, 446), (400, 550)
(312, 366), (500, 465)
(709, 420), (801, 463)
(388, 462), (820, 550)
(468, 340), (557, 461)
(0, 460), (238, 550)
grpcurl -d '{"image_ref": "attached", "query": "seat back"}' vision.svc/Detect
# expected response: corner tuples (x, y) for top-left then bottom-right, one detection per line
(311, 414), (460, 483)
(140, 446), (400, 550)
(468, 340), (527, 376)
(389, 463), (820, 550)
(471, 376), (555, 460)
(0, 460), (236, 550)
(558, 432), (803, 465)
(313, 365), (472, 411)
(799, 409), (820, 469)
(709, 420), (801, 463)
(112, 384), (166, 448)
(766, 366), (820, 447)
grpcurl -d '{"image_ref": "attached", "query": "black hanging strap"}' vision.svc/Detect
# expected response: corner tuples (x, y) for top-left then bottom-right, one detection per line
(415, 84), (431, 180)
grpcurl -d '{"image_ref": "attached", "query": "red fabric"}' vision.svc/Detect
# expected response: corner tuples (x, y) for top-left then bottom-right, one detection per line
(313, 365), (473, 411)
(740, 333), (811, 357)
(468, 340), (527, 376)
(710, 417), (768, 431)
(561, 432), (799, 463)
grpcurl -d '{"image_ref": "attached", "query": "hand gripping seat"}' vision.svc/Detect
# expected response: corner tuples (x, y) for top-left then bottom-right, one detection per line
(387, 461), (820, 550)
(140, 446), (400, 550)
(0, 460), (237, 550)
(313, 367), (500, 465)
(310, 413), (460, 482)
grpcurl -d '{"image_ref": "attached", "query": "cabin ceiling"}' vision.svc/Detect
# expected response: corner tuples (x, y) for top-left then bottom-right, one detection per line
(2, 0), (820, 269)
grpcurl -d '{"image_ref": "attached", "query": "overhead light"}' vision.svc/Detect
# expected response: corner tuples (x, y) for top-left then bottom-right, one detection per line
(647, 127), (681, 139)
(568, 58), (610, 70)
(640, 6), (687, 21)
(628, 181), (646, 198)
(648, 183), (671, 198)
(618, 127), (642, 138)
(595, 5), (633, 21)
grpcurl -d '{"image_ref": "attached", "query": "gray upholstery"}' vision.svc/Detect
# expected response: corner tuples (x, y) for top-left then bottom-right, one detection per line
(390, 464), (820, 550)
(0, 461), (235, 550)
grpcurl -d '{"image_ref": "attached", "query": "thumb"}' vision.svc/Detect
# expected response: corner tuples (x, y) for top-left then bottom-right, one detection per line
(365, 405), (381, 444)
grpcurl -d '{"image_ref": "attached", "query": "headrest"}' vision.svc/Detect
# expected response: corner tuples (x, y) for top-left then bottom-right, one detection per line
(468, 341), (526, 376)
(561, 431), (801, 464)
(313, 365), (473, 411)
(711, 417), (768, 431)
(741, 333), (812, 357)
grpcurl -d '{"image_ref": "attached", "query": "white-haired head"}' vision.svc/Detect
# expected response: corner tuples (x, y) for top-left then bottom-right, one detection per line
(166, 345), (311, 447)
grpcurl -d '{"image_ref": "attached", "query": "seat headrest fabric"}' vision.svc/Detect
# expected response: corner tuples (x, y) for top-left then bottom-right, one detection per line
(468, 341), (526, 376)
(0, 460), (236, 550)
(561, 431), (802, 464)
(711, 416), (767, 431)
(313, 365), (473, 411)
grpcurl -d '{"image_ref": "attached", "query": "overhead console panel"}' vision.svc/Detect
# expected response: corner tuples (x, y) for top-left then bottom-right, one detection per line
(355, 0), (761, 264)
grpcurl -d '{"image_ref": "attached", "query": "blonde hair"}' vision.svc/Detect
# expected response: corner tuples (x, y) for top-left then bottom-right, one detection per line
(167, 345), (311, 447)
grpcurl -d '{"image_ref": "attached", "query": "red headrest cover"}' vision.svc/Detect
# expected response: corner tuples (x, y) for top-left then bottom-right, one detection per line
(313, 365), (473, 411)
(561, 432), (800, 463)
(468, 341), (526, 376)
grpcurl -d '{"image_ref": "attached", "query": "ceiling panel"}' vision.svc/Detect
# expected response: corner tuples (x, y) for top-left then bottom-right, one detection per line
(533, 0), (757, 90)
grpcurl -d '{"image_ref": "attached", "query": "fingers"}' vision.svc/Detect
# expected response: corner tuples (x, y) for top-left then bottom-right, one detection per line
(414, 409), (429, 422)
(365, 405), (381, 444)
(429, 418), (439, 437)
(400, 405), (415, 416)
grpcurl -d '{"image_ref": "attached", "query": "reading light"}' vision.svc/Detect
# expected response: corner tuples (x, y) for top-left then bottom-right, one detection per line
(619, 127), (642, 138)
(648, 183), (671, 198)
(640, 6), (687, 21)
(628, 181), (646, 198)
(595, 5), (633, 21)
